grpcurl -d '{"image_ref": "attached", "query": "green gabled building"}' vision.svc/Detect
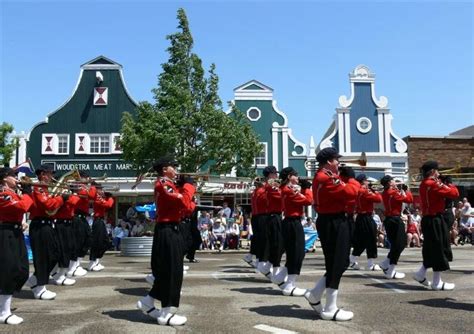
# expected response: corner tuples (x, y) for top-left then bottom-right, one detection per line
(27, 55), (138, 179)
(231, 80), (310, 177)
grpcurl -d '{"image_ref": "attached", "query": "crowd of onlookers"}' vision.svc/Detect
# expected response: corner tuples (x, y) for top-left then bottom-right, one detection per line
(106, 197), (474, 252)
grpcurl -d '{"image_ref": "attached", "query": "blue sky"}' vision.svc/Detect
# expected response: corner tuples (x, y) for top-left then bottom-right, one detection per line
(1, 0), (473, 147)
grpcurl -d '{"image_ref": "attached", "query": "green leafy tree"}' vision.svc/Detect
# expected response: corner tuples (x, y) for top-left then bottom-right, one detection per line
(0, 122), (19, 167)
(120, 8), (262, 175)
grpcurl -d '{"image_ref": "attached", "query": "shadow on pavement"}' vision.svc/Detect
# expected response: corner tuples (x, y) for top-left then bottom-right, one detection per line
(230, 287), (282, 296)
(14, 290), (34, 300)
(115, 287), (149, 296)
(124, 278), (149, 283)
(247, 304), (318, 320)
(408, 298), (474, 312)
(449, 269), (473, 275)
(102, 309), (156, 323)
(216, 277), (270, 284)
(365, 282), (428, 291)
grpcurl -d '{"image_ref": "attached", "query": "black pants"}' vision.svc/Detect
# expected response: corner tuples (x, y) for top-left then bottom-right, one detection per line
(352, 214), (378, 259)
(421, 215), (452, 272)
(281, 217), (306, 275)
(0, 224), (29, 295)
(384, 216), (406, 265)
(149, 223), (184, 308)
(259, 214), (284, 266)
(185, 218), (202, 261)
(316, 213), (351, 289)
(179, 220), (193, 256)
(72, 212), (91, 259)
(30, 219), (59, 285)
(90, 218), (109, 261)
(54, 220), (76, 268)
(250, 215), (262, 257)
(442, 209), (455, 230)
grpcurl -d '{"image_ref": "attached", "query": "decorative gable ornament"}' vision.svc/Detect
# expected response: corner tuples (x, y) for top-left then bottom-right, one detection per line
(94, 87), (108, 106)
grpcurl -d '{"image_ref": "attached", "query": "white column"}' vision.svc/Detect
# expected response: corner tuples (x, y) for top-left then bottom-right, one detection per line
(282, 128), (289, 168)
(384, 114), (391, 153)
(344, 112), (351, 153)
(272, 128), (279, 170)
(378, 113), (385, 152)
(337, 113), (345, 153)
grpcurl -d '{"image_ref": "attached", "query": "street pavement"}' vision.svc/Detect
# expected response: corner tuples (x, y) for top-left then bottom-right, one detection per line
(2, 244), (473, 333)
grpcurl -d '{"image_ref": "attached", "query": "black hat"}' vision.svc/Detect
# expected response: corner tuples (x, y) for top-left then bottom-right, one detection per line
(380, 175), (393, 187)
(420, 161), (439, 176)
(263, 166), (277, 177)
(316, 147), (342, 164)
(0, 167), (17, 180)
(339, 166), (355, 179)
(152, 156), (178, 173)
(279, 167), (298, 181)
(356, 174), (367, 183)
(35, 163), (55, 176)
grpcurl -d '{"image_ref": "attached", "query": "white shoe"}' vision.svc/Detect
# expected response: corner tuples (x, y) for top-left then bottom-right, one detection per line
(282, 285), (307, 297)
(157, 312), (187, 326)
(321, 308), (354, 321)
(33, 288), (56, 300)
(349, 262), (360, 270)
(304, 290), (323, 314)
(68, 266), (87, 277)
(145, 274), (155, 286)
(0, 314), (24, 325)
(90, 263), (104, 272)
(432, 282), (455, 291)
(384, 271), (405, 279)
(367, 264), (382, 271)
(243, 254), (253, 266)
(259, 270), (272, 281)
(54, 276), (76, 286)
(183, 265), (190, 271)
(136, 299), (161, 318)
(413, 275), (431, 288)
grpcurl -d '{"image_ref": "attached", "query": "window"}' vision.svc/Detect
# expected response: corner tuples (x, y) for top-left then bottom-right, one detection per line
(90, 135), (110, 154)
(255, 142), (268, 167)
(246, 107), (261, 121)
(356, 117), (372, 133)
(57, 135), (69, 154)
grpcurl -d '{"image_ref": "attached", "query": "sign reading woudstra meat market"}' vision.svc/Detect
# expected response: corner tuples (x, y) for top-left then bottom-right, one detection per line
(41, 159), (136, 177)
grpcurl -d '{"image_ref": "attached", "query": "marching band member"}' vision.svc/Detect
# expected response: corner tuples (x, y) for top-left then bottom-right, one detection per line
(258, 166), (283, 281)
(137, 157), (195, 326)
(413, 161), (459, 290)
(278, 167), (312, 296)
(350, 174), (383, 271)
(50, 185), (79, 286)
(378, 175), (413, 279)
(306, 147), (358, 321)
(68, 172), (96, 277)
(243, 178), (264, 268)
(0, 168), (33, 325)
(26, 164), (66, 300)
(339, 167), (361, 269)
(88, 185), (114, 272)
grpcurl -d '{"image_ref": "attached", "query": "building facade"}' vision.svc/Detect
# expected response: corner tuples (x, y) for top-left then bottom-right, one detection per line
(317, 65), (408, 182)
(13, 58), (423, 217)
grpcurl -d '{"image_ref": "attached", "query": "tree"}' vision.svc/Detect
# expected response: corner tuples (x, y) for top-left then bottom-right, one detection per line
(120, 8), (262, 175)
(0, 122), (19, 167)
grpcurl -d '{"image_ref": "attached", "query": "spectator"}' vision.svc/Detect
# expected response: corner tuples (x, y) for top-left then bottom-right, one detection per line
(143, 218), (156, 237)
(113, 220), (129, 250)
(303, 217), (316, 230)
(405, 209), (421, 247)
(210, 219), (226, 251)
(411, 208), (422, 225)
(198, 211), (211, 231)
(459, 203), (474, 245)
(218, 202), (232, 219)
(200, 224), (210, 249)
(226, 218), (240, 249)
(131, 219), (145, 237)
(126, 202), (137, 222)
(373, 210), (385, 248)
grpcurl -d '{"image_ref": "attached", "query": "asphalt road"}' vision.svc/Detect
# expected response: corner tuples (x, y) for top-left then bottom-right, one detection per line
(2, 244), (473, 333)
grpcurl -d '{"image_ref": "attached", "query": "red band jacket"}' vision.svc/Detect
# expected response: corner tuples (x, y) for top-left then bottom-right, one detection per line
(154, 177), (196, 223)
(281, 184), (313, 217)
(312, 169), (358, 214)
(419, 177), (459, 216)
(0, 187), (33, 222)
